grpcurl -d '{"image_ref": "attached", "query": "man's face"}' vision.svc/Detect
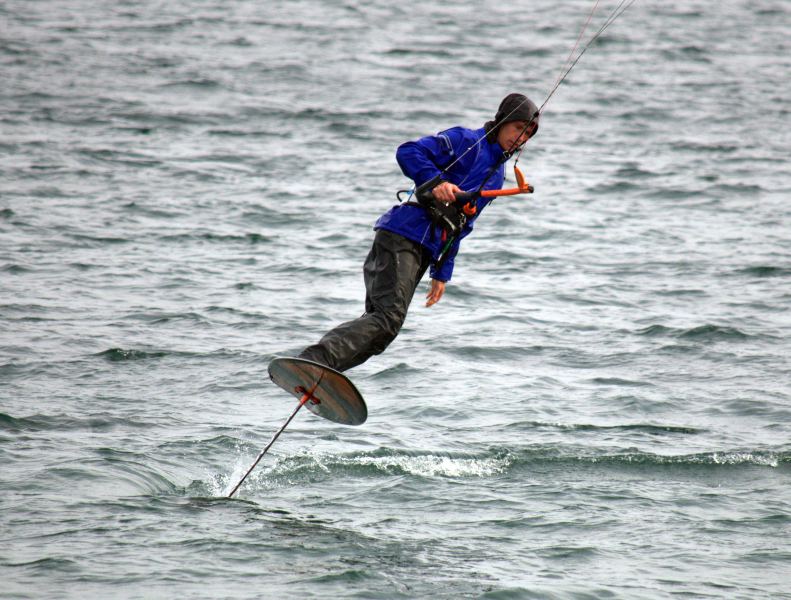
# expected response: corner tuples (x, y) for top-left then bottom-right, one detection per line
(497, 120), (537, 151)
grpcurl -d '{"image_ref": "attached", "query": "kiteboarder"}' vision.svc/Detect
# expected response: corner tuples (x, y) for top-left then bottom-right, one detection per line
(230, 4), (641, 497)
(298, 93), (540, 373)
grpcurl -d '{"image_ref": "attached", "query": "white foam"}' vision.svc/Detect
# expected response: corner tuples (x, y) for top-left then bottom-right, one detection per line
(336, 452), (508, 478)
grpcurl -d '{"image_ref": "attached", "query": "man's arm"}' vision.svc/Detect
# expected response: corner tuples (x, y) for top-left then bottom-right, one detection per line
(395, 129), (466, 187)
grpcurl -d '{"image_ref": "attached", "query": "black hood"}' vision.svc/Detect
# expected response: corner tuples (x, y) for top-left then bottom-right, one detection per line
(484, 93), (540, 143)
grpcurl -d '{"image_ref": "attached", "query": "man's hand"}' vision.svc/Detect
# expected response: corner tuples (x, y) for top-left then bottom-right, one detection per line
(426, 278), (446, 307)
(432, 181), (462, 203)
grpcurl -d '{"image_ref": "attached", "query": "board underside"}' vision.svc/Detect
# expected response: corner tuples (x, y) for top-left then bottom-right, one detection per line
(268, 357), (367, 426)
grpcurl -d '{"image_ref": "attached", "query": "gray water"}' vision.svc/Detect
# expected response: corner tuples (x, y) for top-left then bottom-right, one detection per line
(2, 1), (790, 598)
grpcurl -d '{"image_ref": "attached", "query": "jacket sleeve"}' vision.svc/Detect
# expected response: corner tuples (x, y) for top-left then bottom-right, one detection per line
(395, 128), (464, 187)
(429, 237), (461, 282)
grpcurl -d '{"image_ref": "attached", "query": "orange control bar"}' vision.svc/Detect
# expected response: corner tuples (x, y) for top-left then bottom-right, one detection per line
(480, 165), (533, 197)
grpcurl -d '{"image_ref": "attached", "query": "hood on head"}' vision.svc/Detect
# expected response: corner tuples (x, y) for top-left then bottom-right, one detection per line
(484, 93), (540, 143)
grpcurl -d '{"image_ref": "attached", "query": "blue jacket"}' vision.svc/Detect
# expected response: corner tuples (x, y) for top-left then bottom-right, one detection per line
(374, 126), (507, 282)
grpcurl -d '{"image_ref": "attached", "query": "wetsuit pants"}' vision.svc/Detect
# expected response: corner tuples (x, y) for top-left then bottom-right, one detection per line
(299, 229), (432, 372)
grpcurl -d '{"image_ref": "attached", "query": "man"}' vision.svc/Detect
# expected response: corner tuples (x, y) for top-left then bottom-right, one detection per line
(299, 93), (540, 373)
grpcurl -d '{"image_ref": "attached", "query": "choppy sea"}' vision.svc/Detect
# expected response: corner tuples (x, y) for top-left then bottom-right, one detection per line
(2, 1), (790, 598)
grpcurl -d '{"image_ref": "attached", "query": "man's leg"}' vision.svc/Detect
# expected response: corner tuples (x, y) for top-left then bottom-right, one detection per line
(299, 230), (430, 372)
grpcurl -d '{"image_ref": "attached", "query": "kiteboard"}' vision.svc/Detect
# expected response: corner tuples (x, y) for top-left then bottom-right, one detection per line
(268, 357), (367, 426)
(227, 357), (366, 498)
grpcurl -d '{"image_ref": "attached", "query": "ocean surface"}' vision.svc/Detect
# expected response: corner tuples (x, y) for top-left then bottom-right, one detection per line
(2, 0), (790, 598)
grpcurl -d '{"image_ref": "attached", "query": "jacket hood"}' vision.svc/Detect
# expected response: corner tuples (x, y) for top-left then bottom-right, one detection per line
(484, 93), (540, 143)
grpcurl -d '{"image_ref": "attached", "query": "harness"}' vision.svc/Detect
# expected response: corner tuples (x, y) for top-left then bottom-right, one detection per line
(396, 138), (534, 269)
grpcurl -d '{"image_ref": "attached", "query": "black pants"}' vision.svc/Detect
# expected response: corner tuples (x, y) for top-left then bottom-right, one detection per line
(299, 229), (432, 372)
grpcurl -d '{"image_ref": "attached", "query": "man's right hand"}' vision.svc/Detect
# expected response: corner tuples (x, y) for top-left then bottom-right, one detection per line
(432, 181), (462, 203)
(425, 278), (446, 307)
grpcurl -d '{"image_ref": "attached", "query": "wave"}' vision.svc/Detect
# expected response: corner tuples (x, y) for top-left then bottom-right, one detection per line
(588, 180), (641, 194)
(112, 109), (225, 127)
(384, 47), (455, 58)
(367, 361), (425, 381)
(0, 412), (153, 432)
(157, 231), (272, 245)
(588, 377), (654, 387)
(220, 445), (790, 493)
(555, 449), (788, 468)
(0, 303), (49, 315)
(506, 421), (703, 435)
(68, 233), (132, 246)
(238, 105), (390, 123)
(121, 202), (182, 218)
(263, 448), (510, 483)
(1, 263), (30, 274)
(95, 348), (169, 362)
(736, 265), (791, 278)
(93, 346), (262, 364)
(158, 78), (221, 90)
(661, 45), (712, 63)
(50, 448), (177, 496)
(448, 344), (533, 361)
(636, 323), (753, 341)
(1, 557), (79, 573)
(614, 164), (661, 179)
(671, 140), (739, 154)
(104, 18), (196, 34)
(706, 182), (765, 196)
